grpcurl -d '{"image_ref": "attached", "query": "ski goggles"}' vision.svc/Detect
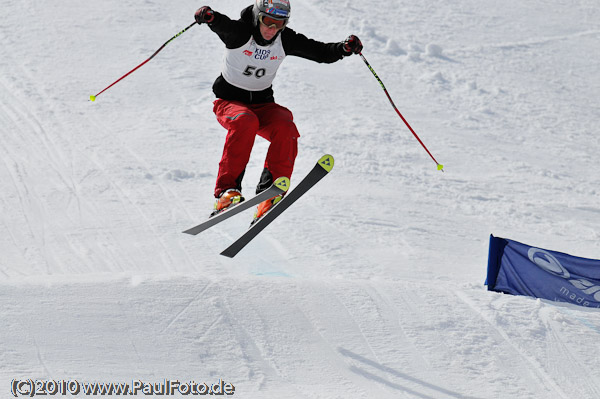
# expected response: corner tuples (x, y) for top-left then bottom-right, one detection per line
(259, 14), (288, 30)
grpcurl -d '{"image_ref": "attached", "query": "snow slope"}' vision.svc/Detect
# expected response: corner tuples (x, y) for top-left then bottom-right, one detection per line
(1, 0), (600, 397)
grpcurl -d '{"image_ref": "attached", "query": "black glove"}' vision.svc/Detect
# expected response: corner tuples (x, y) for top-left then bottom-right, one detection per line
(342, 35), (363, 55)
(195, 6), (214, 24)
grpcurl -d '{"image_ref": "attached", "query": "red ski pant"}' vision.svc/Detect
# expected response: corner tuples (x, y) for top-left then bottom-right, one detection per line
(213, 99), (300, 197)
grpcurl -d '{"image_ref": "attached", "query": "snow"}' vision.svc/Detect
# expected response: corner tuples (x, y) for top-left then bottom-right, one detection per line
(1, 0), (600, 397)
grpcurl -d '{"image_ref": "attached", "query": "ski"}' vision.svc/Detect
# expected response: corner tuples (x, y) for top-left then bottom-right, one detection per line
(220, 154), (334, 258)
(182, 177), (290, 236)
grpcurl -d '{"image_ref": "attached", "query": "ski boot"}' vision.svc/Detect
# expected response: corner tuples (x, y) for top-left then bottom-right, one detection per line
(251, 193), (284, 225)
(210, 189), (244, 217)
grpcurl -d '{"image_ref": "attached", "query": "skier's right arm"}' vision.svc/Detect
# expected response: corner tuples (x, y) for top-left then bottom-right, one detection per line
(194, 6), (251, 49)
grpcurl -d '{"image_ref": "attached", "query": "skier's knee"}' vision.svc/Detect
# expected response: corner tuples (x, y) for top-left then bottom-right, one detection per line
(273, 120), (300, 139)
(227, 112), (259, 132)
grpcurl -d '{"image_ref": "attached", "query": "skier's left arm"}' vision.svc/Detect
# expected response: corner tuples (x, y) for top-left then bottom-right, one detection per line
(282, 29), (363, 63)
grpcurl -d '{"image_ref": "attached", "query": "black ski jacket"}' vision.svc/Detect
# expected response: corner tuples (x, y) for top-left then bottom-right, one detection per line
(207, 5), (349, 104)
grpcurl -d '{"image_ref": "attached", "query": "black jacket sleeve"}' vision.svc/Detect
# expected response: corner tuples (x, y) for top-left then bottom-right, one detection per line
(207, 11), (252, 49)
(281, 28), (347, 63)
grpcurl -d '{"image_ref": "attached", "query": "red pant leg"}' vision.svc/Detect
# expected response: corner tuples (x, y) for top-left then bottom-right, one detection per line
(252, 103), (300, 184)
(213, 99), (259, 197)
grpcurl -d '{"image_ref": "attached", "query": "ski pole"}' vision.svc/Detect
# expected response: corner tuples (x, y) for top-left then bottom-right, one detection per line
(359, 52), (444, 172)
(90, 22), (197, 102)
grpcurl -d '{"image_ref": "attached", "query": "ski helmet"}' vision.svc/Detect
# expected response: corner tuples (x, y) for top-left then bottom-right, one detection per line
(252, 0), (291, 28)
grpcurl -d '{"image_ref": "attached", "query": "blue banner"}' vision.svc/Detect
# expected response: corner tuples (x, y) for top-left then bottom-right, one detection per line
(486, 235), (600, 308)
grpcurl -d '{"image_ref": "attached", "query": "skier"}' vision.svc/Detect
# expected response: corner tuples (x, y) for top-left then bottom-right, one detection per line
(195, 0), (362, 221)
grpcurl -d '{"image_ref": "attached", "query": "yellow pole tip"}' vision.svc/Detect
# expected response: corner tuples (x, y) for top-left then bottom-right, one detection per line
(437, 164), (444, 171)
(89, 95), (96, 102)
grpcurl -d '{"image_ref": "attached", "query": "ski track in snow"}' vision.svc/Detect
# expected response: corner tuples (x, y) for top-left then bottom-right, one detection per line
(1, 0), (600, 397)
